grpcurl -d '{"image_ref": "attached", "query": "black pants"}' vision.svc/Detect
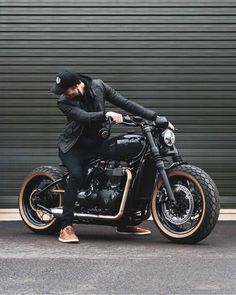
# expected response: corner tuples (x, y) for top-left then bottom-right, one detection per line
(58, 139), (100, 228)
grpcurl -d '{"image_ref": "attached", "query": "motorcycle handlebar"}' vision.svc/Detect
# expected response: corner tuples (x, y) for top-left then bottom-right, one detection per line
(106, 114), (176, 131)
(106, 115), (150, 127)
(122, 115), (141, 126)
(106, 114), (138, 126)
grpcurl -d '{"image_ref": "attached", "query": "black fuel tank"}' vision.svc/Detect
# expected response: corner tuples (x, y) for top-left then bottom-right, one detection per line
(99, 134), (145, 161)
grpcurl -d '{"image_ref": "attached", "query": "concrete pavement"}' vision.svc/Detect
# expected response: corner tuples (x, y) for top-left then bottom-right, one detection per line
(0, 220), (236, 295)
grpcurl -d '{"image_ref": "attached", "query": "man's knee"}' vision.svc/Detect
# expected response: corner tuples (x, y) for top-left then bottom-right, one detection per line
(69, 168), (83, 180)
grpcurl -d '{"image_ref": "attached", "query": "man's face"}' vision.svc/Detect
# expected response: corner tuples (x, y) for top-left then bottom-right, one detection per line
(64, 80), (86, 98)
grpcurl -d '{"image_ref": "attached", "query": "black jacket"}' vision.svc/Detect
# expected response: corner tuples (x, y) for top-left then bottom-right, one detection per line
(57, 77), (157, 153)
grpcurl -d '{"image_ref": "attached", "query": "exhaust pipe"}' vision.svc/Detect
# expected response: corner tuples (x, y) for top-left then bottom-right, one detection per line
(51, 169), (132, 221)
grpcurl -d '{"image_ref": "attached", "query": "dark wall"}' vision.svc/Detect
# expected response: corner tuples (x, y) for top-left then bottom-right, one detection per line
(0, 0), (236, 207)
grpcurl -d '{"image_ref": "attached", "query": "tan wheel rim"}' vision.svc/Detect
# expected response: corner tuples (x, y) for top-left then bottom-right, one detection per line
(19, 172), (62, 230)
(152, 170), (206, 238)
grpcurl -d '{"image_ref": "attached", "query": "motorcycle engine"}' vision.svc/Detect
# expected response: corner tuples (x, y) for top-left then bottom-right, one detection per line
(75, 161), (128, 214)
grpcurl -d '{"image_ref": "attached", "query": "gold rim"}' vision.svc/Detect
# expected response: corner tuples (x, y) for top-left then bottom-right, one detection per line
(19, 172), (62, 230)
(151, 170), (206, 239)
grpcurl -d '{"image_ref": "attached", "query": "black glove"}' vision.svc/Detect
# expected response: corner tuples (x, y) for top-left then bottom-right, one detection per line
(155, 116), (169, 129)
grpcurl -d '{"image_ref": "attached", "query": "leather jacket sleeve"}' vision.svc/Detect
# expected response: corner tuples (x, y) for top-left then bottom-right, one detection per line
(58, 100), (105, 123)
(101, 81), (157, 121)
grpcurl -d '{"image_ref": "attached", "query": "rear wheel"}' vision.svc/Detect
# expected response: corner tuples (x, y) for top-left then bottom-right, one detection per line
(152, 164), (220, 243)
(19, 166), (65, 234)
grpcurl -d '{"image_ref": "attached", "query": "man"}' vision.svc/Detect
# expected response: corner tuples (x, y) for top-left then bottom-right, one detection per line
(51, 69), (173, 243)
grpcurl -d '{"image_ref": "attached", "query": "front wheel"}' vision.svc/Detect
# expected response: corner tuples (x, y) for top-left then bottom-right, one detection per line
(152, 164), (220, 244)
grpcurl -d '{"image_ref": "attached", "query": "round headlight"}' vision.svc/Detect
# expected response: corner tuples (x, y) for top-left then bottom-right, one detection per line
(162, 129), (175, 147)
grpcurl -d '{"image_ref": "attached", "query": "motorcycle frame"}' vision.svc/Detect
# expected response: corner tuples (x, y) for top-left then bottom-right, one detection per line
(35, 122), (185, 226)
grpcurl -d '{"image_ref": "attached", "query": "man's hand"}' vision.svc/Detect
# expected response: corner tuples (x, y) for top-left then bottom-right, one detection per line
(156, 116), (175, 130)
(168, 122), (175, 131)
(106, 111), (123, 124)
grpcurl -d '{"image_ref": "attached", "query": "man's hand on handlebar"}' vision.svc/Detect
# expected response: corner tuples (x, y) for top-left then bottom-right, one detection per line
(168, 122), (175, 131)
(106, 111), (123, 124)
(155, 116), (175, 131)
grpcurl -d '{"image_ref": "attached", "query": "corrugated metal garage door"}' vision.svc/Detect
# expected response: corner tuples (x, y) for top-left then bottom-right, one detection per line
(0, 0), (236, 208)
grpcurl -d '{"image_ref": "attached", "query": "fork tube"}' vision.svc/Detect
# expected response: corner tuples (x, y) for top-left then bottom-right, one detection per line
(143, 126), (176, 203)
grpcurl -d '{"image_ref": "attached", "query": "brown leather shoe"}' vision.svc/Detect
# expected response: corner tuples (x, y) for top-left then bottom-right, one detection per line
(58, 225), (79, 243)
(116, 225), (151, 236)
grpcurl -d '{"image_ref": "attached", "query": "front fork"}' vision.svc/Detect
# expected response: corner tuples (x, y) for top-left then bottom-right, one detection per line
(143, 126), (177, 204)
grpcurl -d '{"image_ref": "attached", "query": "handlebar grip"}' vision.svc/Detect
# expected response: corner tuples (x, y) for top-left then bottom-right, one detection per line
(123, 115), (132, 123)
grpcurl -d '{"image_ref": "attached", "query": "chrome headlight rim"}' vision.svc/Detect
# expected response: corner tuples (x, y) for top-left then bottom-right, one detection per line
(162, 129), (175, 147)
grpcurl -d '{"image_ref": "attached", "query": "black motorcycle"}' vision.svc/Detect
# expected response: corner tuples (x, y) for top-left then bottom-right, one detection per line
(19, 115), (220, 243)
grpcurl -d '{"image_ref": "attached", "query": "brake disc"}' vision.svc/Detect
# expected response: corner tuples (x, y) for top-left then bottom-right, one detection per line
(161, 184), (194, 225)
